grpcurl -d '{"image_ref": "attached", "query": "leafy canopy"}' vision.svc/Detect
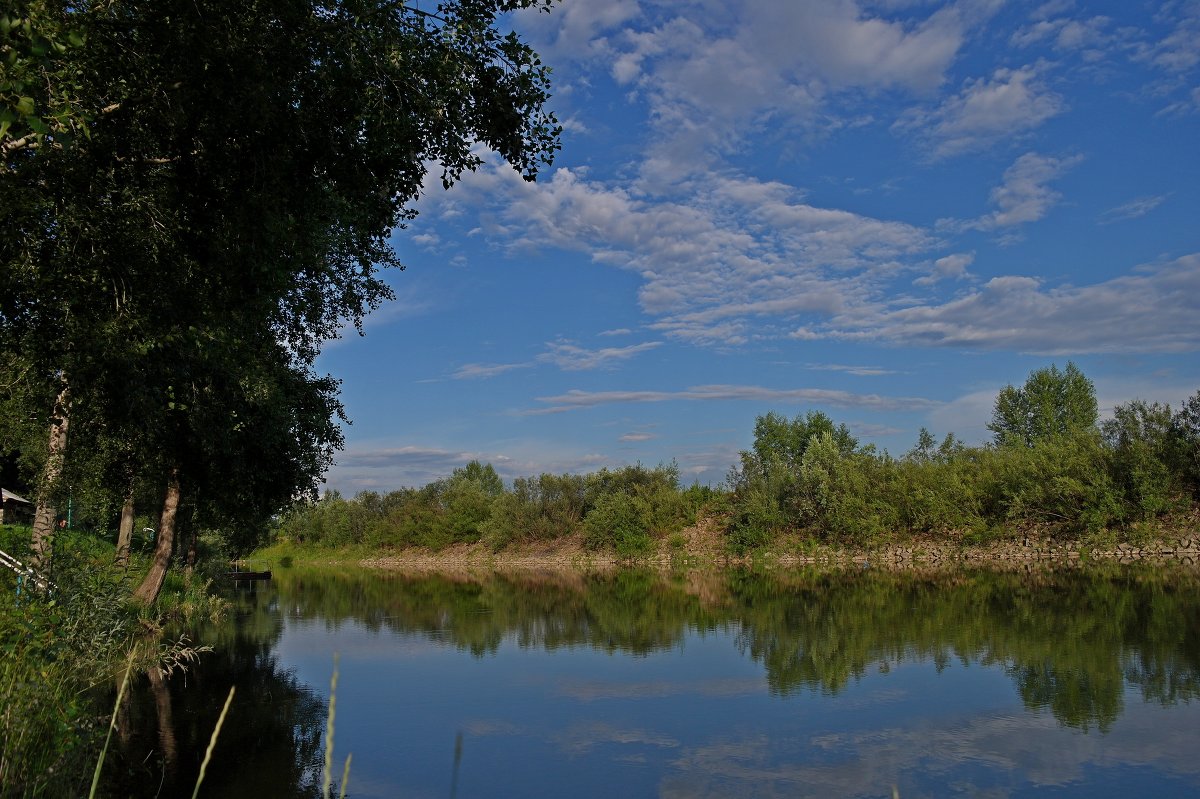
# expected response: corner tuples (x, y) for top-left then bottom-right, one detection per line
(989, 362), (1098, 447)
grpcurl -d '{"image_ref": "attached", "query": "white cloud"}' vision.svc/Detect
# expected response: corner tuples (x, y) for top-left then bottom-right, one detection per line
(1098, 194), (1169, 224)
(1134, 6), (1200, 73)
(832, 254), (1200, 354)
(1011, 15), (1113, 53)
(895, 66), (1064, 157)
(1157, 85), (1200, 116)
(951, 152), (1082, 231)
(442, 159), (934, 346)
(325, 444), (617, 492)
(592, 0), (976, 183)
(618, 432), (658, 442)
(807, 363), (900, 376)
(450, 362), (531, 380)
(598, 328), (633, 337)
(518, 0), (642, 60)
(529, 384), (941, 415)
(915, 252), (975, 285)
(538, 339), (662, 371)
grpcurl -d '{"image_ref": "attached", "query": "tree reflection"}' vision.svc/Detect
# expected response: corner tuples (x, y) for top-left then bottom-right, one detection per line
(268, 563), (1200, 732)
(103, 586), (326, 798)
(108, 563), (1200, 796)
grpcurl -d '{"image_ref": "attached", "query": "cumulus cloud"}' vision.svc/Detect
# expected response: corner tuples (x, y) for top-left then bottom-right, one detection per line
(592, 0), (976, 182)
(832, 254), (1200, 354)
(895, 66), (1064, 157)
(915, 252), (975, 285)
(950, 152), (1083, 231)
(444, 160), (934, 346)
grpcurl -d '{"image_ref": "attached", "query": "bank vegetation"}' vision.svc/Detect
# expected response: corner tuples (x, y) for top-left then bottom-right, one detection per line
(274, 364), (1200, 560)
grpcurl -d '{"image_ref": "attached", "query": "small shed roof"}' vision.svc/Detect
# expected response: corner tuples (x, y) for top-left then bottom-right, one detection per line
(1, 488), (32, 505)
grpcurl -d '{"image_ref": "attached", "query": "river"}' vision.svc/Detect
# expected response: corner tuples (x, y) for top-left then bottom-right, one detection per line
(104, 562), (1200, 797)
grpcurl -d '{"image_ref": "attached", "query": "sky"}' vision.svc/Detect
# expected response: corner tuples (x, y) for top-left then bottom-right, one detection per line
(316, 0), (1200, 494)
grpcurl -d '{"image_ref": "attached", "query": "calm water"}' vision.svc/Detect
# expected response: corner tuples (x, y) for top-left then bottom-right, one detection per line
(105, 563), (1200, 798)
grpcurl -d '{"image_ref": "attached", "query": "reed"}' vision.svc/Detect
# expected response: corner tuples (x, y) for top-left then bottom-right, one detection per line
(192, 686), (236, 799)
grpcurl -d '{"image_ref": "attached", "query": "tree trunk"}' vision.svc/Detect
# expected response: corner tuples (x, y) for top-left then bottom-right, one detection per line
(147, 667), (178, 782)
(115, 490), (135, 568)
(30, 381), (70, 572)
(133, 468), (181, 605)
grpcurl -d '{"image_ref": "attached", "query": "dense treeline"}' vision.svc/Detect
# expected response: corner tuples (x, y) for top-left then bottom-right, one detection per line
(280, 461), (716, 557)
(277, 363), (1200, 554)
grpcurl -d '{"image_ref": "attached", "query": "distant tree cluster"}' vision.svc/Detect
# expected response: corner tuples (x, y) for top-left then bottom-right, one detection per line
(278, 461), (713, 558)
(278, 363), (1200, 555)
(727, 363), (1200, 550)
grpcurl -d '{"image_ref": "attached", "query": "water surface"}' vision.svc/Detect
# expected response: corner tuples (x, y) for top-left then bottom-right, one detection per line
(106, 563), (1200, 797)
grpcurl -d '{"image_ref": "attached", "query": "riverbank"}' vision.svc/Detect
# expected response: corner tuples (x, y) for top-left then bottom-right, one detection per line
(255, 508), (1200, 573)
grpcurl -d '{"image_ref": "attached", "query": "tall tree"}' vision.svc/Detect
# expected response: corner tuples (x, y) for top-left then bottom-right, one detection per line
(1, 0), (561, 598)
(988, 362), (1098, 448)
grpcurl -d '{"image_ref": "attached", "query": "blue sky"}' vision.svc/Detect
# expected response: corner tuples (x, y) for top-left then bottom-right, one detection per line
(317, 0), (1200, 493)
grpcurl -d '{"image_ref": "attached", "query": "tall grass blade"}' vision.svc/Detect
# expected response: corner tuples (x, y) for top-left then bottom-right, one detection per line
(191, 685), (236, 799)
(338, 753), (352, 799)
(89, 655), (134, 799)
(322, 653), (340, 799)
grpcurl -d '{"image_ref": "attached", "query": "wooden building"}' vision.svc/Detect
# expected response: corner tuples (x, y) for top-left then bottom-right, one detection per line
(0, 488), (33, 526)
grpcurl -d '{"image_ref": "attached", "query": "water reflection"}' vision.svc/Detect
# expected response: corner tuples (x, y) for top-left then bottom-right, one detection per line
(106, 563), (1200, 797)
(105, 585), (327, 797)
(272, 564), (1200, 730)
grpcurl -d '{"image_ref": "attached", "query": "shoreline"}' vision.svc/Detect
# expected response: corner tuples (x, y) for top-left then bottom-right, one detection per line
(259, 528), (1200, 575)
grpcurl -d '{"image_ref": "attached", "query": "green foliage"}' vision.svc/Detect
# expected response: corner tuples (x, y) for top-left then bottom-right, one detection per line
(578, 464), (689, 556)
(272, 364), (1197, 557)
(991, 431), (1121, 533)
(795, 434), (898, 544)
(989, 362), (1098, 447)
(583, 492), (652, 558)
(2, 0), (563, 599)
(0, 3), (91, 151)
(723, 365), (1196, 549)
(0, 538), (137, 796)
(1103, 400), (1181, 520)
(1173, 390), (1200, 495)
(751, 410), (858, 469)
(483, 472), (587, 546)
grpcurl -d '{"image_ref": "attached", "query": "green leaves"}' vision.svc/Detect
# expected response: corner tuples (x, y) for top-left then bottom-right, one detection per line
(1, 8), (91, 153)
(989, 362), (1099, 448)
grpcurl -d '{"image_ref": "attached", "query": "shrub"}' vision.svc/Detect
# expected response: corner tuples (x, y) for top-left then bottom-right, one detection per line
(583, 492), (653, 558)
